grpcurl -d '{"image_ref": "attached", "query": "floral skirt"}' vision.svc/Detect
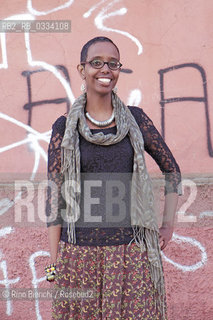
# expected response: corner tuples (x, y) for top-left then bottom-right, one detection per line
(52, 240), (166, 320)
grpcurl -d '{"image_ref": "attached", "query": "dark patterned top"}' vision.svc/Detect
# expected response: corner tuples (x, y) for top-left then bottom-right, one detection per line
(46, 106), (181, 245)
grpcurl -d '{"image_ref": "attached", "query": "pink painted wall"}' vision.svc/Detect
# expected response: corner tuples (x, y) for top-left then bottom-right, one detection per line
(0, 1), (212, 319)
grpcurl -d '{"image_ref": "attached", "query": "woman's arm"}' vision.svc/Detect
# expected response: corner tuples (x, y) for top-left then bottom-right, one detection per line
(129, 107), (181, 249)
(46, 116), (67, 264)
(159, 192), (178, 250)
(48, 225), (62, 263)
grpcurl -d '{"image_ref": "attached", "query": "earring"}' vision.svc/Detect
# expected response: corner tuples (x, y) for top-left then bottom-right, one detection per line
(112, 87), (117, 94)
(81, 82), (86, 92)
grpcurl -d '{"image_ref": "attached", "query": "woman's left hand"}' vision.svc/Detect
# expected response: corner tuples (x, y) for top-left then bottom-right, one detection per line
(159, 224), (174, 250)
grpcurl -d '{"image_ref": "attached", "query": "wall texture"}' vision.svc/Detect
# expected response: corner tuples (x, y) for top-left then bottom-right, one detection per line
(0, 1), (212, 319)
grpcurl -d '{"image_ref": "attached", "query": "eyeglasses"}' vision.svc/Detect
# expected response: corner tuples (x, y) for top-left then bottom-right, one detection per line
(81, 58), (122, 70)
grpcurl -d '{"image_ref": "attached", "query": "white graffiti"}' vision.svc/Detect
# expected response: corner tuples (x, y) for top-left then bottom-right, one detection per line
(29, 251), (50, 320)
(24, 31), (75, 104)
(0, 32), (7, 68)
(0, 227), (14, 262)
(0, 12), (73, 178)
(0, 9), (76, 178)
(27, 0), (75, 16)
(83, 0), (108, 18)
(0, 227), (14, 239)
(0, 112), (51, 180)
(127, 89), (142, 106)
(0, 260), (20, 316)
(0, 227), (20, 316)
(84, 0), (143, 55)
(162, 232), (207, 272)
(0, 14), (34, 69)
(0, 198), (14, 216)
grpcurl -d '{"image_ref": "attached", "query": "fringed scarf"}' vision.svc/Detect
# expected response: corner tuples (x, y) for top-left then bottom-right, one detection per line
(61, 91), (166, 317)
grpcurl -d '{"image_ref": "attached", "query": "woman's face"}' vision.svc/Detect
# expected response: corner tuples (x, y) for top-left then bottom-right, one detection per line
(79, 41), (120, 95)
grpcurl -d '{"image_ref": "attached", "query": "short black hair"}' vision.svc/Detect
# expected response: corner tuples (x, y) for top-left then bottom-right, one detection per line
(80, 36), (120, 62)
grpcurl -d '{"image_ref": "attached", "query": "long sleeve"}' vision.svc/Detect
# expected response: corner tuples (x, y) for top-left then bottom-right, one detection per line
(129, 106), (182, 195)
(46, 116), (67, 227)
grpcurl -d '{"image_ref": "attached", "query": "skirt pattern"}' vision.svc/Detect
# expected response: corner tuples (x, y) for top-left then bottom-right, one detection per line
(52, 240), (166, 320)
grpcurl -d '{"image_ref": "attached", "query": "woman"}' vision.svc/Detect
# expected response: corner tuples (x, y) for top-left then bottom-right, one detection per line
(46, 36), (181, 319)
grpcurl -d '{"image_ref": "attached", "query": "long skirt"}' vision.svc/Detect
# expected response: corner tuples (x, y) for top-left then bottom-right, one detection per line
(52, 240), (166, 320)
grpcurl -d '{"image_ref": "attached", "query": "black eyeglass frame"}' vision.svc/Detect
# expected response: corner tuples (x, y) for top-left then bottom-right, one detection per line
(81, 59), (122, 70)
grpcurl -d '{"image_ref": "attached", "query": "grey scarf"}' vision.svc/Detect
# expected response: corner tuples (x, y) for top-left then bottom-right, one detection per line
(61, 92), (166, 317)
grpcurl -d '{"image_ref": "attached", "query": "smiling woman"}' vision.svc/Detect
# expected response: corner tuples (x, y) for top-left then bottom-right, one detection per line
(76, 39), (121, 127)
(46, 36), (181, 319)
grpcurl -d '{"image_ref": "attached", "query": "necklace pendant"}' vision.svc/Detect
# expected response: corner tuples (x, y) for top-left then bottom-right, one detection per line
(85, 110), (115, 127)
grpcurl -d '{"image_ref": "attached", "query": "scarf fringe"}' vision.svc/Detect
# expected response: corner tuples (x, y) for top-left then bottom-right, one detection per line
(67, 220), (76, 244)
(128, 227), (166, 319)
(145, 229), (166, 319)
